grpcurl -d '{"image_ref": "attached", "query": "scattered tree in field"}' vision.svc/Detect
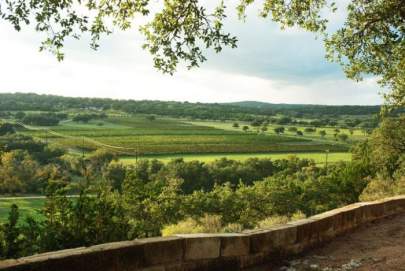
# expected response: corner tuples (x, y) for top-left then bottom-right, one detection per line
(22, 114), (60, 126)
(0, 123), (15, 136)
(276, 117), (292, 125)
(232, 123), (239, 128)
(146, 115), (156, 121)
(296, 131), (303, 136)
(242, 126), (249, 133)
(304, 127), (316, 133)
(349, 128), (354, 135)
(288, 127), (297, 133)
(337, 133), (349, 142)
(251, 119), (263, 127)
(261, 126), (268, 133)
(319, 130), (327, 138)
(73, 113), (106, 123)
(274, 127), (285, 134)
(14, 112), (26, 120)
(334, 128), (340, 133)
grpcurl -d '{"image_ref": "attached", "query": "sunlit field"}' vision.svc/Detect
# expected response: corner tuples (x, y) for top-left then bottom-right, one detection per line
(20, 116), (348, 155)
(120, 152), (351, 164)
(188, 120), (369, 142)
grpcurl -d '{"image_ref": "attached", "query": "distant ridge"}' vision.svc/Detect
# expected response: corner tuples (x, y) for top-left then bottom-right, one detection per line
(225, 101), (381, 108)
(0, 93), (382, 117)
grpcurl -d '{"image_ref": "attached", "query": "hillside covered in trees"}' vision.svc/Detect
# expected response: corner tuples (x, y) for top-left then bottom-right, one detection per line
(0, 93), (382, 120)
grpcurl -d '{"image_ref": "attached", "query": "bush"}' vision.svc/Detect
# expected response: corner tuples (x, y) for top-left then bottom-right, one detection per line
(22, 114), (60, 126)
(338, 133), (349, 142)
(257, 211), (305, 229)
(359, 176), (395, 202)
(274, 126), (285, 134)
(0, 123), (15, 136)
(161, 218), (204, 236)
(304, 127), (316, 133)
(161, 214), (223, 236)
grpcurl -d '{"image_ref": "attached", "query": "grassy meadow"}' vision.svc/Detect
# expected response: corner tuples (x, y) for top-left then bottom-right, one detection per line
(121, 152), (351, 164)
(0, 197), (45, 222)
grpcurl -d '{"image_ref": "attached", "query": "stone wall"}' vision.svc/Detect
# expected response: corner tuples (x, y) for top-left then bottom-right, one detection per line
(1, 196), (405, 271)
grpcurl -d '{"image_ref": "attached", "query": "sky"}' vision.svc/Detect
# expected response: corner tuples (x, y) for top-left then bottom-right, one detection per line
(0, 2), (382, 105)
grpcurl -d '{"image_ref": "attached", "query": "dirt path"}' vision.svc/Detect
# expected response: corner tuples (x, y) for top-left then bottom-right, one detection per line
(252, 214), (405, 271)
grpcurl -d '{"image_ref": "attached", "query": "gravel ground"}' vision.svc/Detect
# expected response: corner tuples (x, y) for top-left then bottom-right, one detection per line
(252, 214), (405, 271)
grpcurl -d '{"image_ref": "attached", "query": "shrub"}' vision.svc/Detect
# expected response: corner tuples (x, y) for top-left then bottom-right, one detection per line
(161, 218), (204, 236)
(338, 133), (349, 142)
(161, 214), (223, 236)
(274, 126), (285, 134)
(257, 211), (305, 229)
(304, 127), (316, 133)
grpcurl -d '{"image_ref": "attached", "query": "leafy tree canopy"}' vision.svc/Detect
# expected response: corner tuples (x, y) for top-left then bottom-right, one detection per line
(1, 0), (404, 106)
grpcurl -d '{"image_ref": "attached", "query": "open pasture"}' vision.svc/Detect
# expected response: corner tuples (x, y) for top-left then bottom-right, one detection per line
(188, 120), (369, 142)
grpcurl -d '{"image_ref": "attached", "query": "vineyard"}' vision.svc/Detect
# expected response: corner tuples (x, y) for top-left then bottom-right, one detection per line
(18, 116), (348, 156)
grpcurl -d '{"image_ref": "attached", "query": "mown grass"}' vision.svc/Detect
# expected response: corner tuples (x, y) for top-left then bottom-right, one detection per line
(0, 198), (45, 222)
(121, 152), (351, 164)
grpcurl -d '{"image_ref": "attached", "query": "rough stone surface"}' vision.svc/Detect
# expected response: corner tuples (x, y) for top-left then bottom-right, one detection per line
(138, 236), (184, 265)
(177, 234), (221, 261)
(220, 234), (250, 257)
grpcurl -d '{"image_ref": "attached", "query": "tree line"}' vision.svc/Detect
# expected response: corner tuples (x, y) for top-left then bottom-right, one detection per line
(0, 93), (385, 122)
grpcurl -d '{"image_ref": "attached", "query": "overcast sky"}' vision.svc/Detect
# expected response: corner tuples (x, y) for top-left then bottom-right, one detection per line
(0, 2), (382, 105)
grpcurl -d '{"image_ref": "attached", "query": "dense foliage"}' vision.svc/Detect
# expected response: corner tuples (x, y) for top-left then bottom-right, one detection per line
(0, 156), (370, 259)
(22, 113), (67, 126)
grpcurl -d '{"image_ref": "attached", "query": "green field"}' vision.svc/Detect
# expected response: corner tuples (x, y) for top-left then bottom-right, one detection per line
(0, 197), (45, 222)
(121, 152), (351, 164)
(20, 116), (348, 155)
(188, 120), (368, 142)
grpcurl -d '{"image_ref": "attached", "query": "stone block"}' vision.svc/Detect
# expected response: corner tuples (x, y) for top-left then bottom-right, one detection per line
(177, 234), (220, 261)
(220, 233), (250, 257)
(249, 225), (297, 255)
(288, 219), (319, 249)
(239, 252), (265, 269)
(138, 236), (184, 265)
(309, 213), (336, 242)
